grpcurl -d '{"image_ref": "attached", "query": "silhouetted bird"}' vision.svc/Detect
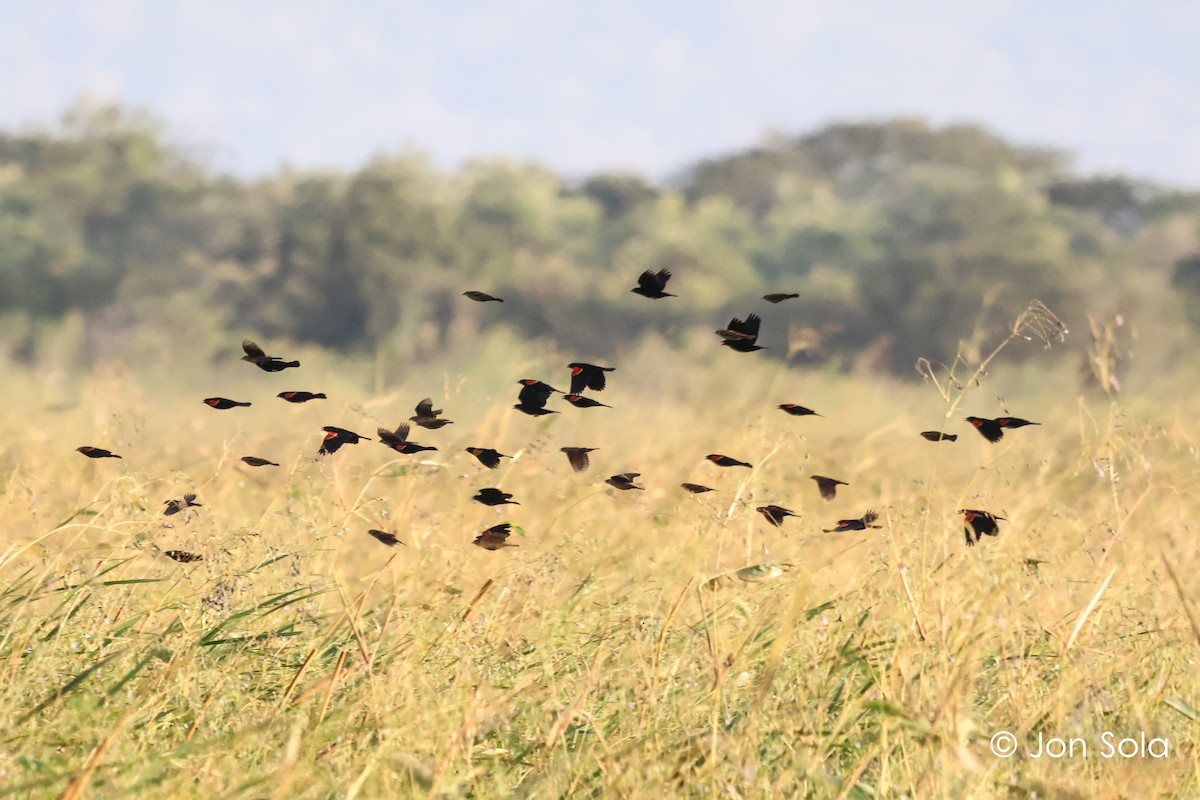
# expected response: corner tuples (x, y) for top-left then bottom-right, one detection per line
(367, 529), (404, 547)
(163, 493), (201, 516)
(473, 487), (519, 506)
(164, 550), (203, 563)
(76, 446), (121, 459)
(564, 394), (611, 409)
(631, 269), (675, 298)
(779, 404), (820, 417)
(606, 473), (644, 490)
(241, 340), (300, 372)
(411, 398), (453, 429)
(204, 397), (251, 409)
(706, 454), (752, 468)
(278, 391), (326, 403)
(811, 475), (847, 501)
(515, 379), (561, 416)
(757, 505), (798, 527)
(474, 523), (519, 550)
(241, 456), (279, 467)
(561, 447), (597, 473)
(465, 447), (509, 469)
(463, 291), (503, 303)
(682, 483), (715, 494)
(961, 509), (1005, 547)
(920, 431), (957, 442)
(966, 416), (1040, 442)
(824, 510), (882, 532)
(997, 417), (1040, 430)
(568, 362), (615, 394)
(763, 293), (799, 303)
(319, 426), (371, 455)
(378, 424), (437, 455)
(716, 314), (764, 352)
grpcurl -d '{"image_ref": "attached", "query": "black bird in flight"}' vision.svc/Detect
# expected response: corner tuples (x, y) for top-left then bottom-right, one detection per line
(463, 291), (503, 302)
(473, 487), (519, 506)
(606, 473), (644, 490)
(757, 505), (799, 527)
(966, 416), (1039, 442)
(515, 379), (562, 416)
(76, 446), (121, 459)
(631, 269), (675, 299)
(561, 447), (597, 473)
(960, 509), (1005, 547)
(779, 403), (820, 417)
(242, 339), (300, 372)
(163, 493), (202, 516)
(378, 424), (437, 455)
(823, 510), (882, 533)
(278, 391), (326, 403)
(706, 454), (752, 468)
(163, 550), (203, 563)
(716, 314), (764, 352)
(465, 447), (510, 469)
(204, 397), (251, 409)
(564, 394), (611, 409)
(763, 293), (799, 303)
(920, 431), (957, 442)
(241, 456), (279, 467)
(681, 483), (715, 494)
(319, 426), (371, 455)
(811, 475), (847, 501)
(474, 523), (519, 550)
(367, 529), (404, 547)
(568, 362), (615, 394)
(411, 397), (453, 429)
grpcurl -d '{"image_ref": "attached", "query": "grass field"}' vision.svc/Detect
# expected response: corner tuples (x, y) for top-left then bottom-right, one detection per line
(1, 310), (1198, 799)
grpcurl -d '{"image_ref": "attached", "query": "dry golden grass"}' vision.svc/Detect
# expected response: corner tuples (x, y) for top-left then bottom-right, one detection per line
(1, 316), (1198, 798)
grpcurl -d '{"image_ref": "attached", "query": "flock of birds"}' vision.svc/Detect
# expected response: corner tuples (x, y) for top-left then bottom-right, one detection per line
(74, 268), (1039, 561)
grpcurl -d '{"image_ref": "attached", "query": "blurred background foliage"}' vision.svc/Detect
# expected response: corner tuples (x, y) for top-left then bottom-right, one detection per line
(2, 100), (1198, 381)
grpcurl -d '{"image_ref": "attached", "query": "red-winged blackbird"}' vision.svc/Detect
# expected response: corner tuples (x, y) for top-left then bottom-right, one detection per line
(204, 397), (251, 409)
(996, 417), (1040, 430)
(474, 487), (519, 506)
(779, 403), (820, 417)
(515, 379), (562, 416)
(163, 493), (201, 516)
(716, 314), (764, 352)
(823, 510), (882, 532)
(811, 475), (847, 501)
(164, 550), (203, 563)
(763, 293), (799, 303)
(965, 417), (1004, 442)
(706, 454), (753, 468)
(242, 339), (300, 372)
(367, 529), (404, 547)
(411, 397), (454, 429)
(561, 446), (597, 473)
(474, 523), (519, 550)
(568, 362), (615, 394)
(466, 447), (510, 469)
(606, 473), (644, 490)
(76, 446), (122, 459)
(377, 424), (437, 455)
(564, 394), (611, 409)
(631, 268), (675, 299)
(757, 505), (798, 527)
(463, 291), (503, 303)
(682, 483), (715, 494)
(241, 456), (279, 467)
(920, 431), (957, 442)
(960, 509), (1005, 547)
(319, 426), (371, 455)
(278, 391), (326, 403)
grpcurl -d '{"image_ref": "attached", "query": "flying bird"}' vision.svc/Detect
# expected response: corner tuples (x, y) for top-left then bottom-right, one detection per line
(163, 493), (202, 516)
(319, 426), (371, 455)
(465, 447), (510, 469)
(757, 505), (799, 527)
(241, 339), (300, 372)
(605, 473), (644, 490)
(568, 362), (615, 394)
(763, 293), (800, 303)
(367, 529), (404, 547)
(240, 456), (279, 467)
(706, 454), (753, 468)
(203, 397), (251, 410)
(463, 291), (503, 303)
(277, 391), (326, 403)
(823, 510), (882, 533)
(473, 487), (519, 506)
(920, 431), (957, 442)
(811, 475), (847, 501)
(681, 483), (715, 494)
(779, 404), (820, 417)
(473, 523), (519, 550)
(561, 447), (597, 473)
(515, 379), (562, 416)
(163, 550), (203, 563)
(716, 314), (764, 352)
(631, 269), (675, 299)
(76, 446), (122, 459)
(411, 398), (453, 429)
(378, 424), (437, 455)
(564, 394), (611, 409)
(960, 509), (1005, 547)
(966, 416), (1040, 442)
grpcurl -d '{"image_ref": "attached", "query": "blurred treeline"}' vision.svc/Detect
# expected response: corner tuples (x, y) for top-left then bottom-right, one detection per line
(2, 100), (1199, 379)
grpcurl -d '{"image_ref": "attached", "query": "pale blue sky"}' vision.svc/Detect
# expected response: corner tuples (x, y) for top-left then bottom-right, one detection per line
(3, 1), (1199, 185)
